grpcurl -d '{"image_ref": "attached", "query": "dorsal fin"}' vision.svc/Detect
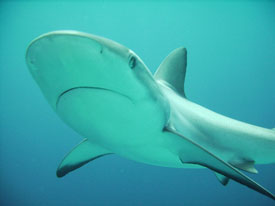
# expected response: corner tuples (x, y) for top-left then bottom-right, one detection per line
(154, 47), (187, 97)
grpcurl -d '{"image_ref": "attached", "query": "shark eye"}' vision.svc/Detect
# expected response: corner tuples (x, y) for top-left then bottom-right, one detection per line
(129, 56), (136, 69)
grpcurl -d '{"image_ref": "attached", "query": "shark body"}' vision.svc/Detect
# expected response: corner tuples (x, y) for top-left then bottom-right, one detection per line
(26, 31), (275, 200)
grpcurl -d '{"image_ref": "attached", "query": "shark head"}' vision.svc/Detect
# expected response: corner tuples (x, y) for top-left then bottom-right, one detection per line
(26, 31), (166, 110)
(26, 31), (170, 143)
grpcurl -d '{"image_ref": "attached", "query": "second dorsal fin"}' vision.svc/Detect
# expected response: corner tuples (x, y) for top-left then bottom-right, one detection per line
(154, 47), (187, 97)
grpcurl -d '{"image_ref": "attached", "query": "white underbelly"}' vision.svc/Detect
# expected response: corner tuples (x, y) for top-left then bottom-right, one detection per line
(56, 87), (177, 163)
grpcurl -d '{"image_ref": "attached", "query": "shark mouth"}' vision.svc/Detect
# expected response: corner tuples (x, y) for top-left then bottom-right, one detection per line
(56, 86), (133, 108)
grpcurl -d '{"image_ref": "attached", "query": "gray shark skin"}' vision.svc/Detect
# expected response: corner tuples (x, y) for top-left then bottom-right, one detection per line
(25, 31), (275, 200)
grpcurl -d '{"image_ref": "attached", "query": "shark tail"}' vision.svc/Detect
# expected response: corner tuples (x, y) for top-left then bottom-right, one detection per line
(165, 125), (275, 201)
(256, 127), (275, 164)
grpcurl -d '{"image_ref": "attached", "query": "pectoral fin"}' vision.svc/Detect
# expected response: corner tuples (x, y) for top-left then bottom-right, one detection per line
(56, 138), (112, 177)
(165, 126), (275, 200)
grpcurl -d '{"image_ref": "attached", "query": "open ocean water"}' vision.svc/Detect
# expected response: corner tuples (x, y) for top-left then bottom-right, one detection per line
(0, 0), (275, 205)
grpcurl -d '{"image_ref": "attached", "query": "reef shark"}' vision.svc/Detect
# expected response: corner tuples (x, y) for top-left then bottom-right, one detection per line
(26, 31), (275, 200)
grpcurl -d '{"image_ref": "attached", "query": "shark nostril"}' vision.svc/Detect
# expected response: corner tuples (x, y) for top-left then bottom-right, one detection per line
(27, 57), (38, 71)
(30, 58), (36, 64)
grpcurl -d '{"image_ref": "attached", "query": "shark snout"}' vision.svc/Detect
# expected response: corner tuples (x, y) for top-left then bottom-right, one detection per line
(26, 31), (120, 110)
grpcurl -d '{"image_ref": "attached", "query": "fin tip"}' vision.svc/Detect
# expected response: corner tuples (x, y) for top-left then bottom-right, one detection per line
(56, 166), (67, 178)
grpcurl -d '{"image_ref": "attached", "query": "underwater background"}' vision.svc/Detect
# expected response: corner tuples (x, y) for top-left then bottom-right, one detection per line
(0, 0), (275, 205)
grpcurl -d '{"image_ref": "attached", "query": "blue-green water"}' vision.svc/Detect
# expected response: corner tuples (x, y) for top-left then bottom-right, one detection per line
(0, 1), (275, 205)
